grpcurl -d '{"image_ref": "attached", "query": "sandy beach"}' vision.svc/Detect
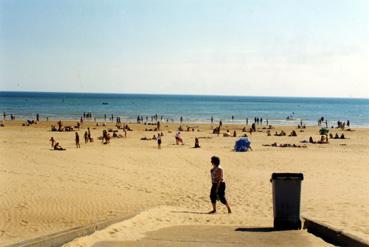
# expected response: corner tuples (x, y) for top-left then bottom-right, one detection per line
(0, 120), (368, 246)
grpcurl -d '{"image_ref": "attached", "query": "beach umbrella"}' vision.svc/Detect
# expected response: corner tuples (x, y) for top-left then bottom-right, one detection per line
(234, 138), (251, 152)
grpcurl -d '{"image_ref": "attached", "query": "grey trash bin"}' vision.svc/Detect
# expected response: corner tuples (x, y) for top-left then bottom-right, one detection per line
(271, 173), (304, 230)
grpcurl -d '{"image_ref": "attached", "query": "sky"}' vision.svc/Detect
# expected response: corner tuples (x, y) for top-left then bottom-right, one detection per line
(1, 0), (369, 98)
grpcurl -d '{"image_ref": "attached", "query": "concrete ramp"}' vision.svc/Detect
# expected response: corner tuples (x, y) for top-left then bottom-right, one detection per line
(92, 225), (332, 247)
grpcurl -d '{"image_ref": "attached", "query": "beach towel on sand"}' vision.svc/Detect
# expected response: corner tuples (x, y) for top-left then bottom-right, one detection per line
(234, 138), (251, 152)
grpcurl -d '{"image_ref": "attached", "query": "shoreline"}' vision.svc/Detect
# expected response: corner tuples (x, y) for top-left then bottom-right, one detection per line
(1, 119), (368, 129)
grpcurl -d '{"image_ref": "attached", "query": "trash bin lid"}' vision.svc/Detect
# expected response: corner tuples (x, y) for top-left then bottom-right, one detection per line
(271, 173), (304, 181)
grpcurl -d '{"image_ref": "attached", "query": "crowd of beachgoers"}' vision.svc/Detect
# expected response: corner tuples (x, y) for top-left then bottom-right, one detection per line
(1, 111), (353, 152)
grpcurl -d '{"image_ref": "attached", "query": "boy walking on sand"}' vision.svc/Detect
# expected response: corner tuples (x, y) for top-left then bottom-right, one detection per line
(209, 156), (231, 214)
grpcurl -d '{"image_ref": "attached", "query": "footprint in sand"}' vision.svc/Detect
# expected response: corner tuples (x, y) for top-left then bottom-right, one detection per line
(30, 227), (39, 232)
(20, 219), (29, 226)
(109, 228), (119, 235)
(15, 202), (29, 210)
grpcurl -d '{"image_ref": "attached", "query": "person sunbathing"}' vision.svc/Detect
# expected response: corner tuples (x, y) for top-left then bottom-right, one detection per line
(102, 130), (110, 144)
(223, 130), (231, 137)
(175, 132), (184, 144)
(274, 131), (286, 136)
(263, 142), (306, 148)
(309, 136), (315, 143)
(289, 130), (297, 137)
(317, 135), (329, 144)
(53, 142), (65, 151)
(213, 126), (220, 134)
(112, 132), (123, 138)
(141, 136), (153, 140)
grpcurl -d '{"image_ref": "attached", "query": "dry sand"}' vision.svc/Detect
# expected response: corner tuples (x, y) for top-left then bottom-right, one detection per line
(0, 120), (368, 246)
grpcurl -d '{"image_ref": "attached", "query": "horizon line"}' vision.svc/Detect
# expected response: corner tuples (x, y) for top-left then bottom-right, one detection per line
(0, 90), (368, 100)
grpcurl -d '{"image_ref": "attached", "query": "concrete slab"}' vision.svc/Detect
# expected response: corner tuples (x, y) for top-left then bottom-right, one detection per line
(92, 225), (333, 247)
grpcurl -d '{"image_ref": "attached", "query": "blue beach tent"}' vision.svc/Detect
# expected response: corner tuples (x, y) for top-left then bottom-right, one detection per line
(234, 138), (251, 152)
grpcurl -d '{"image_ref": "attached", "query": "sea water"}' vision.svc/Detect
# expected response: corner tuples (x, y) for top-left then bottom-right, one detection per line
(0, 92), (368, 127)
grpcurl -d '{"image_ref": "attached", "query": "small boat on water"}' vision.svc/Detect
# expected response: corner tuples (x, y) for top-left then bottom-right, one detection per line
(102, 102), (109, 105)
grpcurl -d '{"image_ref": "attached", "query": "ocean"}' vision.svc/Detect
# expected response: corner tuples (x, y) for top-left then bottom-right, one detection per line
(0, 91), (369, 127)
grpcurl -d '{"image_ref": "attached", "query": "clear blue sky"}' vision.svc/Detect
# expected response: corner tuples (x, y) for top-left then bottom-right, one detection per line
(1, 0), (369, 97)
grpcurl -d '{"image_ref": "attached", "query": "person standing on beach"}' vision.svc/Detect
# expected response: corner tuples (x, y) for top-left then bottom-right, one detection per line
(84, 131), (88, 144)
(157, 135), (162, 149)
(194, 137), (200, 148)
(49, 137), (55, 147)
(209, 156), (231, 214)
(75, 132), (80, 148)
(87, 128), (91, 142)
(251, 123), (256, 132)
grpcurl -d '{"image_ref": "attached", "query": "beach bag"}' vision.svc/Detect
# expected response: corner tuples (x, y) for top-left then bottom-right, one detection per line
(234, 138), (251, 152)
